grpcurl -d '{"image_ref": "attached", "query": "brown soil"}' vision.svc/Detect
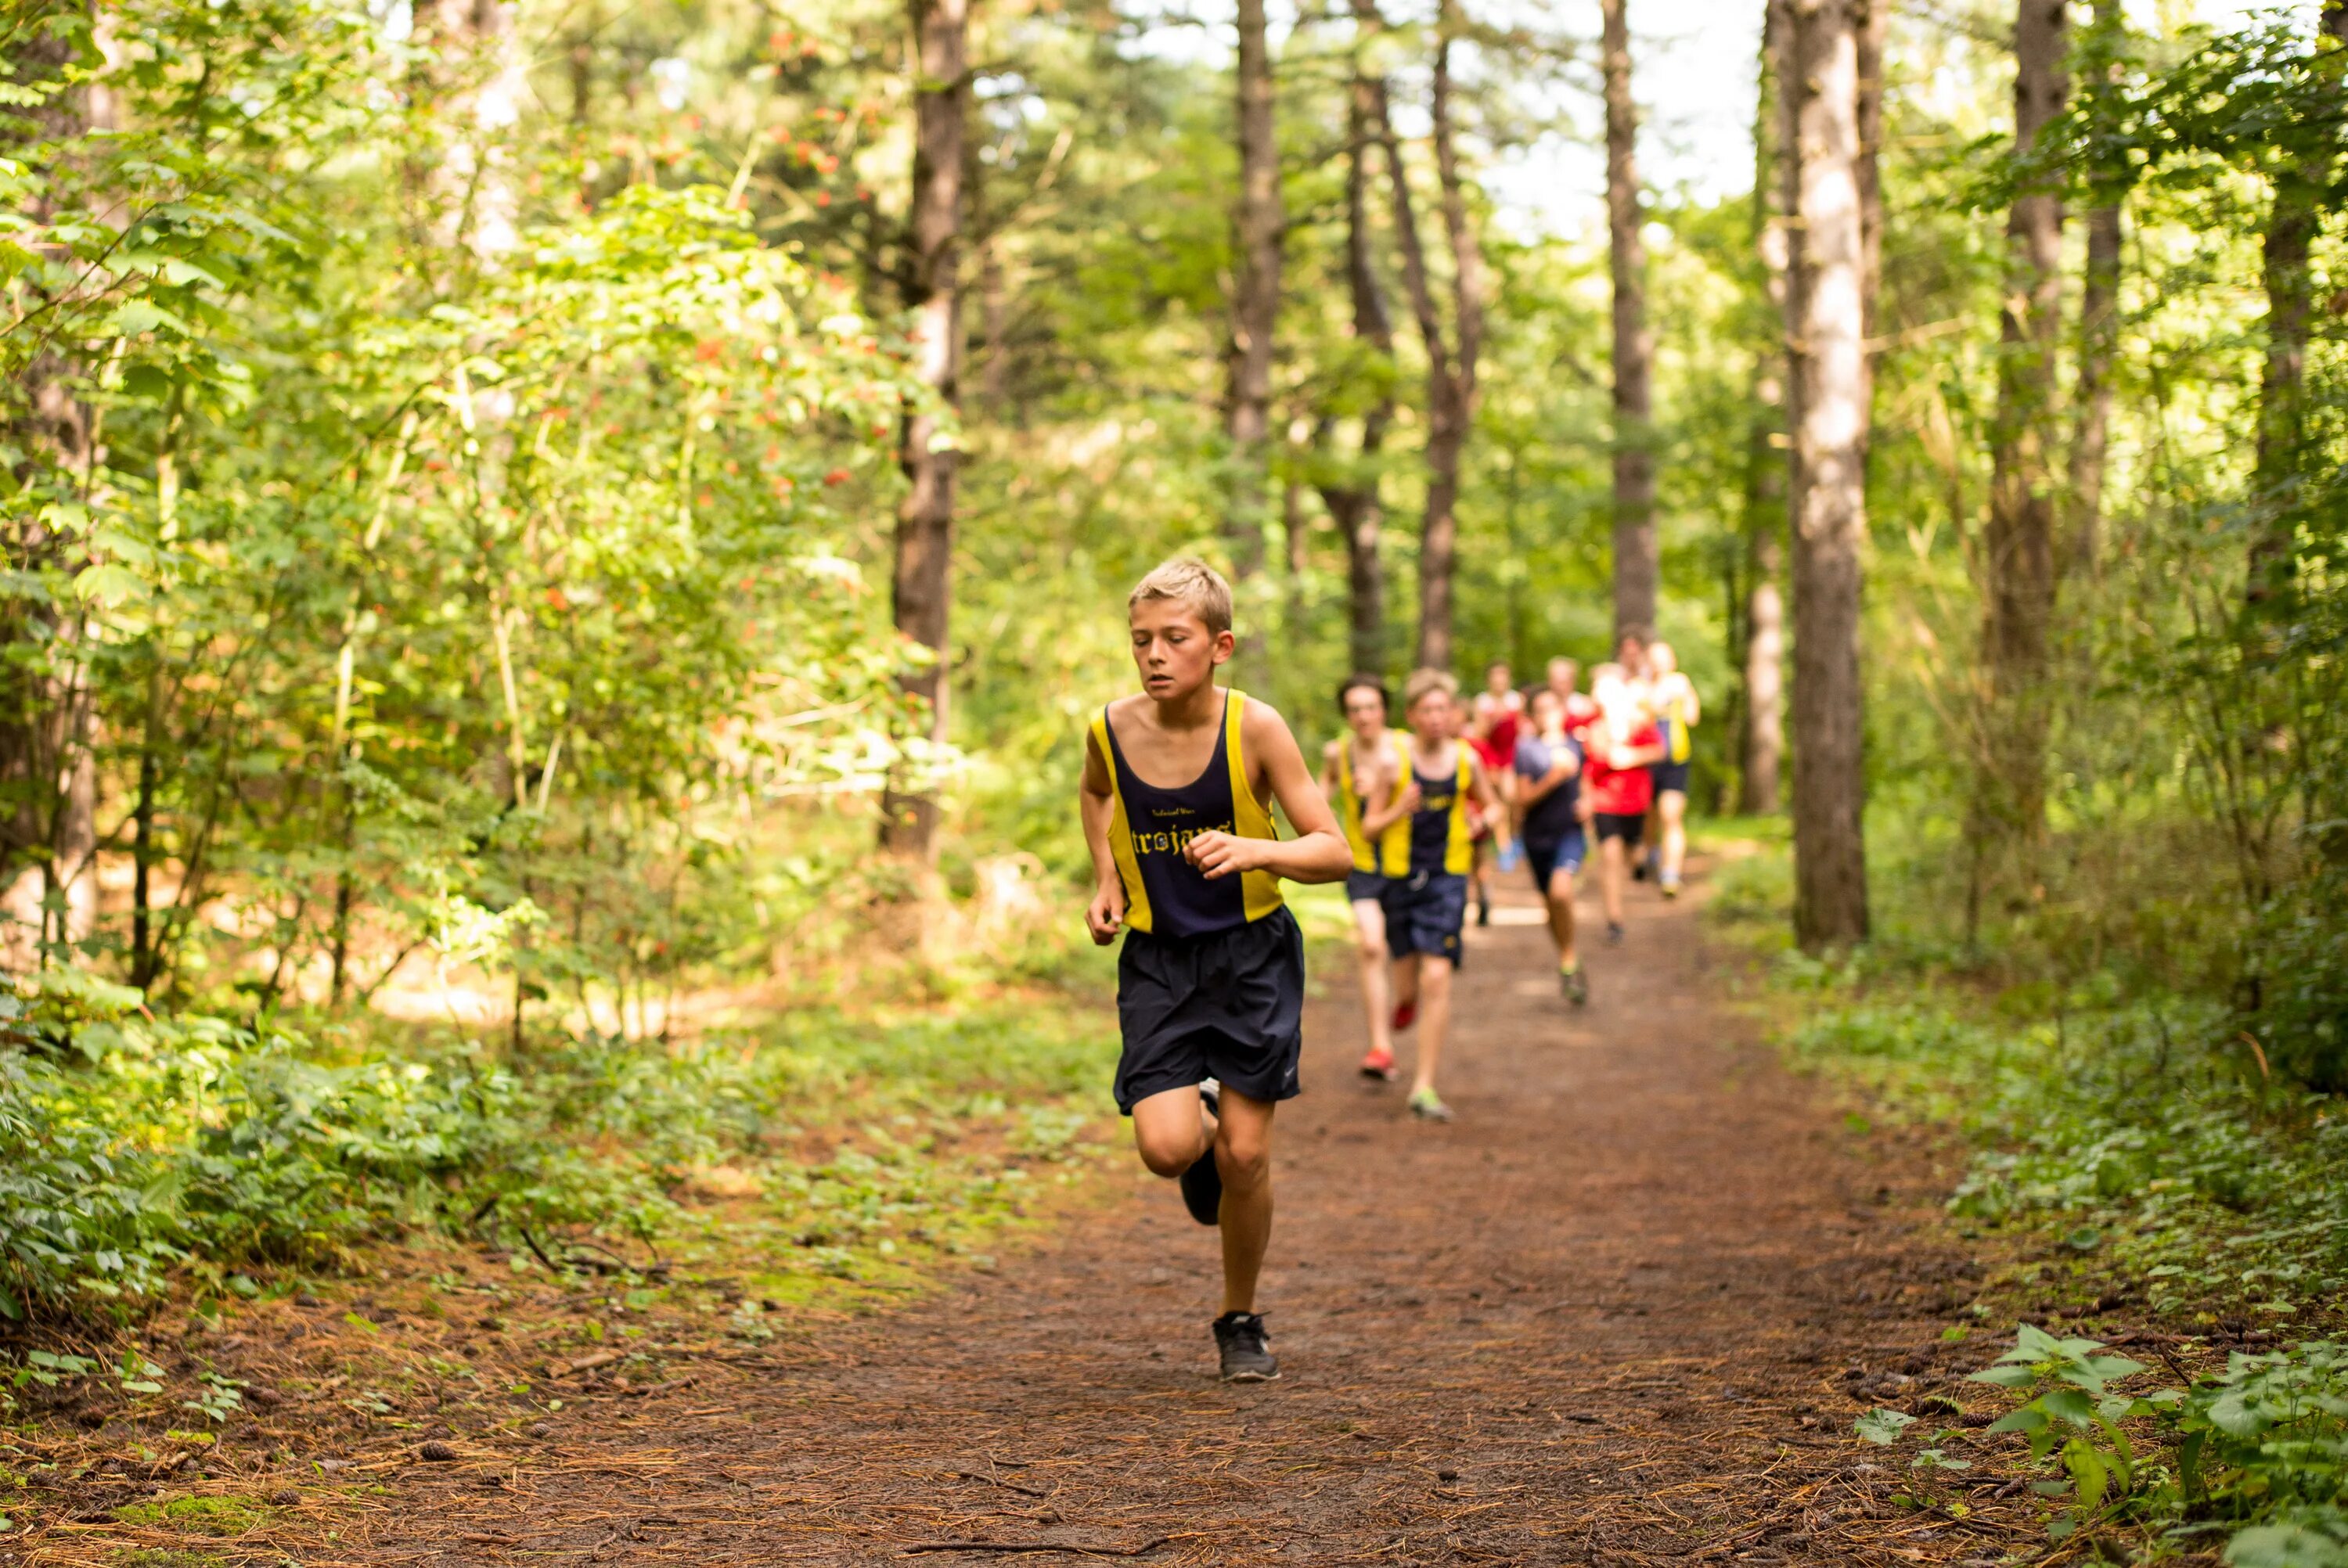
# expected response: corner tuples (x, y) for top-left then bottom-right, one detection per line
(13, 869), (2054, 1565)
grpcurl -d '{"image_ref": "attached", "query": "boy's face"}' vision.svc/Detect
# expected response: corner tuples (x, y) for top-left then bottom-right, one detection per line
(1408, 690), (1454, 743)
(1129, 597), (1231, 700)
(1486, 664), (1511, 694)
(1548, 658), (1577, 692)
(1529, 691), (1562, 734)
(1341, 686), (1387, 739)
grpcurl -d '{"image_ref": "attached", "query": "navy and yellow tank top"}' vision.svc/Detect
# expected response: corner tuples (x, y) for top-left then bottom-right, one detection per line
(1406, 741), (1475, 876)
(1092, 691), (1284, 940)
(1658, 682), (1694, 764)
(1336, 729), (1413, 877)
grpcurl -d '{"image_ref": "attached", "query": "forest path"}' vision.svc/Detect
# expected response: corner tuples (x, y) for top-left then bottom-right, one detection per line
(359, 869), (2015, 1566)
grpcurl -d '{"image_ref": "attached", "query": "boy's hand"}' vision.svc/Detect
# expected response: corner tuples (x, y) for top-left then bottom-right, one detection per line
(1395, 778), (1423, 815)
(1183, 829), (1264, 880)
(1086, 883), (1126, 945)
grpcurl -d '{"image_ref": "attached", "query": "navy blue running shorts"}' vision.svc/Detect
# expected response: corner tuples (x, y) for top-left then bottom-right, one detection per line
(1650, 759), (1692, 797)
(1381, 869), (1468, 967)
(1345, 869), (1389, 904)
(1115, 907), (1305, 1113)
(1525, 832), (1586, 893)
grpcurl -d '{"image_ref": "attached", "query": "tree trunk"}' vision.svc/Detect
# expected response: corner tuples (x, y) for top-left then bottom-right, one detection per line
(1225, 0), (1283, 685)
(2066, 0), (2126, 578)
(1975, 0), (2069, 854)
(1323, 72), (1395, 678)
(1357, 0), (1482, 674)
(2249, 1), (2348, 607)
(1856, 0), (1886, 345)
(1784, 0), (1872, 949)
(879, 0), (968, 861)
(434, 0), (527, 266)
(1602, 0), (1656, 643)
(1739, 0), (1792, 817)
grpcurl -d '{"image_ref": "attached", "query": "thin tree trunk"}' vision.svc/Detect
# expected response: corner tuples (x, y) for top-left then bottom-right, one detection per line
(1784, 0), (1872, 949)
(2249, 1), (2348, 607)
(1316, 57), (1395, 678)
(1975, 0), (2069, 854)
(2066, 0), (2126, 578)
(879, 0), (968, 861)
(1739, 0), (1792, 817)
(1856, 0), (1886, 346)
(1356, 0), (1482, 673)
(1225, 0), (1283, 685)
(1602, 0), (1656, 642)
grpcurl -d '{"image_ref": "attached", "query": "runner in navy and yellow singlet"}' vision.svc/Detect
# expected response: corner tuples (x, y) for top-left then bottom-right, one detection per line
(1645, 639), (1701, 898)
(1319, 678), (1415, 1082)
(1380, 669), (1509, 1123)
(1080, 558), (1352, 1384)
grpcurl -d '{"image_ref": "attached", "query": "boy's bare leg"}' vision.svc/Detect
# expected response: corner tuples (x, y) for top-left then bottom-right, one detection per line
(1392, 951), (1421, 1016)
(1658, 792), (1688, 885)
(1131, 1084), (1215, 1178)
(1212, 1089), (1277, 1314)
(1406, 958), (1453, 1098)
(1546, 872), (1578, 967)
(1352, 899), (1393, 1056)
(1601, 837), (1627, 928)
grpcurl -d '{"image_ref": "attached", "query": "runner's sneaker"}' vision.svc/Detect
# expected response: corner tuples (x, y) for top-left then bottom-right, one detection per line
(1605, 921), (1626, 946)
(1359, 1047), (1397, 1081)
(1660, 874), (1681, 900)
(1178, 1085), (1223, 1226)
(1213, 1311), (1280, 1383)
(1475, 892), (1491, 927)
(1392, 1000), (1417, 1032)
(1632, 856), (1648, 883)
(1406, 1087), (1453, 1122)
(1559, 965), (1589, 1007)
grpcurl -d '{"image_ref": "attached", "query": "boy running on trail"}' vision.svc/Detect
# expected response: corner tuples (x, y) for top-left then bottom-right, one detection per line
(1381, 670), (1511, 1122)
(1465, 661), (1523, 927)
(1320, 677), (1415, 1082)
(1645, 640), (1701, 898)
(1514, 685), (1588, 1005)
(1081, 558), (1353, 1383)
(1582, 663), (1666, 947)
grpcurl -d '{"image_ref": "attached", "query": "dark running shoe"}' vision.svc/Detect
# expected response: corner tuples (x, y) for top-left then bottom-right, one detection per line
(1560, 966), (1589, 1006)
(1178, 1085), (1222, 1225)
(1605, 921), (1626, 946)
(1475, 894), (1491, 927)
(1632, 856), (1648, 883)
(1213, 1311), (1280, 1383)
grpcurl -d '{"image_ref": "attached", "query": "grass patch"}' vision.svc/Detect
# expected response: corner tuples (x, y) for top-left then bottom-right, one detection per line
(112, 1496), (265, 1537)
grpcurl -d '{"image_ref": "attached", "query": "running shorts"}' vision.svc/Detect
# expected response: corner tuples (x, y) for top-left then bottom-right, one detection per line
(1525, 831), (1586, 891)
(1650, 759), (1692, 797)
(1594, 811), (1646, 846)
(1345, 869), (1390, 904)
(1114, 907), (1305, 1113)
(1380, 869), (1468, 967)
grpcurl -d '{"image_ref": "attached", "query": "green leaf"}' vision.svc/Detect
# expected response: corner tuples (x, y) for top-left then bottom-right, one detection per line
(2225, 1524), (2348, 1568)
(1854, 1408), (1917, 1444)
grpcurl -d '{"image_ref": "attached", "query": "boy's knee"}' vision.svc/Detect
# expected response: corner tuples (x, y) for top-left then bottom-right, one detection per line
(1135, 1131), (1200, 1178)
(1215, 1135), (1271, 1192)
(1357, 934), (1389, 962)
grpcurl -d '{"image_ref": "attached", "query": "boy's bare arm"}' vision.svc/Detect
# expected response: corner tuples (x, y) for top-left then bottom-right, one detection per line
(1469, 755), (1514, 851)
(1185, 704), (1352, 885)
(1079, 733), (1126, 944)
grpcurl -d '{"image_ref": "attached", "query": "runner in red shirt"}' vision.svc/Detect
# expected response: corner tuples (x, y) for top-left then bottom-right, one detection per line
(1582, 663), (1666, 946)
(1464, 661), (1523, 929)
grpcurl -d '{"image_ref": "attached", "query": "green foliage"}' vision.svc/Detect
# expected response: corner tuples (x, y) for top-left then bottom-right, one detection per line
(1957, 1327), (2348, 1563)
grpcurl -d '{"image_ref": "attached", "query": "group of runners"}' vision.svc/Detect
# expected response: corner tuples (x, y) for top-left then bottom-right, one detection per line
(1318, 640), (1702, 1115)
(1079, 558), (1700, 1383)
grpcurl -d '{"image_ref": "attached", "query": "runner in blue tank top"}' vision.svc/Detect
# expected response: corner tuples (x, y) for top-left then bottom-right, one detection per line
(1079, 559), (1352, 1383)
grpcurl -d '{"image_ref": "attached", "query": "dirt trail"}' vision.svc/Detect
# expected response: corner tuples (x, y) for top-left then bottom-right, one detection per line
(354, 870), (2020, 1565)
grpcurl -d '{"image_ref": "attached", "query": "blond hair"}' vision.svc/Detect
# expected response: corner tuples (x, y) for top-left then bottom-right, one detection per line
(1403, 667), (1459, 711)
(1127, 556), (1233, 635)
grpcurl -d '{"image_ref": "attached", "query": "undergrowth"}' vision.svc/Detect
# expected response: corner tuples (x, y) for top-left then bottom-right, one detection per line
(1707, 833), (2348, 1562)
(0, 961), (1118, 1327)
